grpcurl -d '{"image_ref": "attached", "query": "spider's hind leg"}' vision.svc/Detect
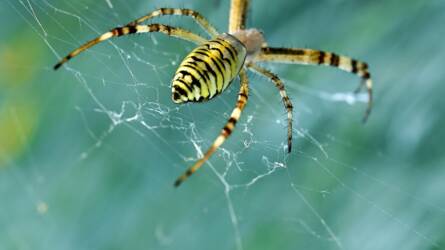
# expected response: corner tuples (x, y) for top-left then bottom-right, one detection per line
(174, 69), (250, 187)
(248, 63), (293, 153)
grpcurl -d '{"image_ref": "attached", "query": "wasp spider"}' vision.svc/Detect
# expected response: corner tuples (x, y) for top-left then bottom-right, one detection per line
(54, 0), (373, 187)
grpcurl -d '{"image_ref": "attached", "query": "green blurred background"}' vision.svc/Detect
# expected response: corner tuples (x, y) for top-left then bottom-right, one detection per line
(1, 0), (444, 249)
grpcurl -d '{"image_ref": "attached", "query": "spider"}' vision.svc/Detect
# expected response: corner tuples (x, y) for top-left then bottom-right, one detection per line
(54, 0), (373, 187)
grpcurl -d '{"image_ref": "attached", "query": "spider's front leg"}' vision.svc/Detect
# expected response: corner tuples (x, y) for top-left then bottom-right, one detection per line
(256, 47), (373, 122)
(53, 24), (206, 70)
(174, 69), (250, 187)
(126, 8), (219, 37)
(229, 0), (250, 33)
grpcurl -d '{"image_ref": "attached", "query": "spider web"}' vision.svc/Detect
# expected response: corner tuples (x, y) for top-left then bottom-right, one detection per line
(2, 0), (445, 249)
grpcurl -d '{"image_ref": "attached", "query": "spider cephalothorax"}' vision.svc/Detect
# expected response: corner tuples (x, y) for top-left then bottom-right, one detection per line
(54, 1), (373, 187)
(232, 28), (265, 58)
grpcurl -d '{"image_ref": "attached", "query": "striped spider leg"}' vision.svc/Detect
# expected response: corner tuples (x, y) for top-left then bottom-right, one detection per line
(125, 8), (219, 37)
(174, 70), (249, 187)
(229, 0), (250, 33)
(53, 24), (206, 70)
(256, 47), (373, 122)
(247, 63), (293, 152)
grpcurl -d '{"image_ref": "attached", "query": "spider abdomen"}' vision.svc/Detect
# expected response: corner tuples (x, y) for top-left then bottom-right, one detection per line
(171, 34), (246, 103)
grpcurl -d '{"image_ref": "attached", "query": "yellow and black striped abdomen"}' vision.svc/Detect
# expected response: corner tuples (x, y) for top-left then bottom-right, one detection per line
(171, 34), (247, 103)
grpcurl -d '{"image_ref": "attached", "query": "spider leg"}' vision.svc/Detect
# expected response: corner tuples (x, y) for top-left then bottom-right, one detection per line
(126, 8), (219, 37)
(174, 69), (249, 187)
(228, 0), (250, 33)
(54, 24), (207, 70)
(247, 63), (293, 153)
(256, 47), (373, 123)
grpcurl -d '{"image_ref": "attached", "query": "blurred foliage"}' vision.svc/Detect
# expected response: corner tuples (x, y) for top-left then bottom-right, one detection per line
(1, 0), (445, 250)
